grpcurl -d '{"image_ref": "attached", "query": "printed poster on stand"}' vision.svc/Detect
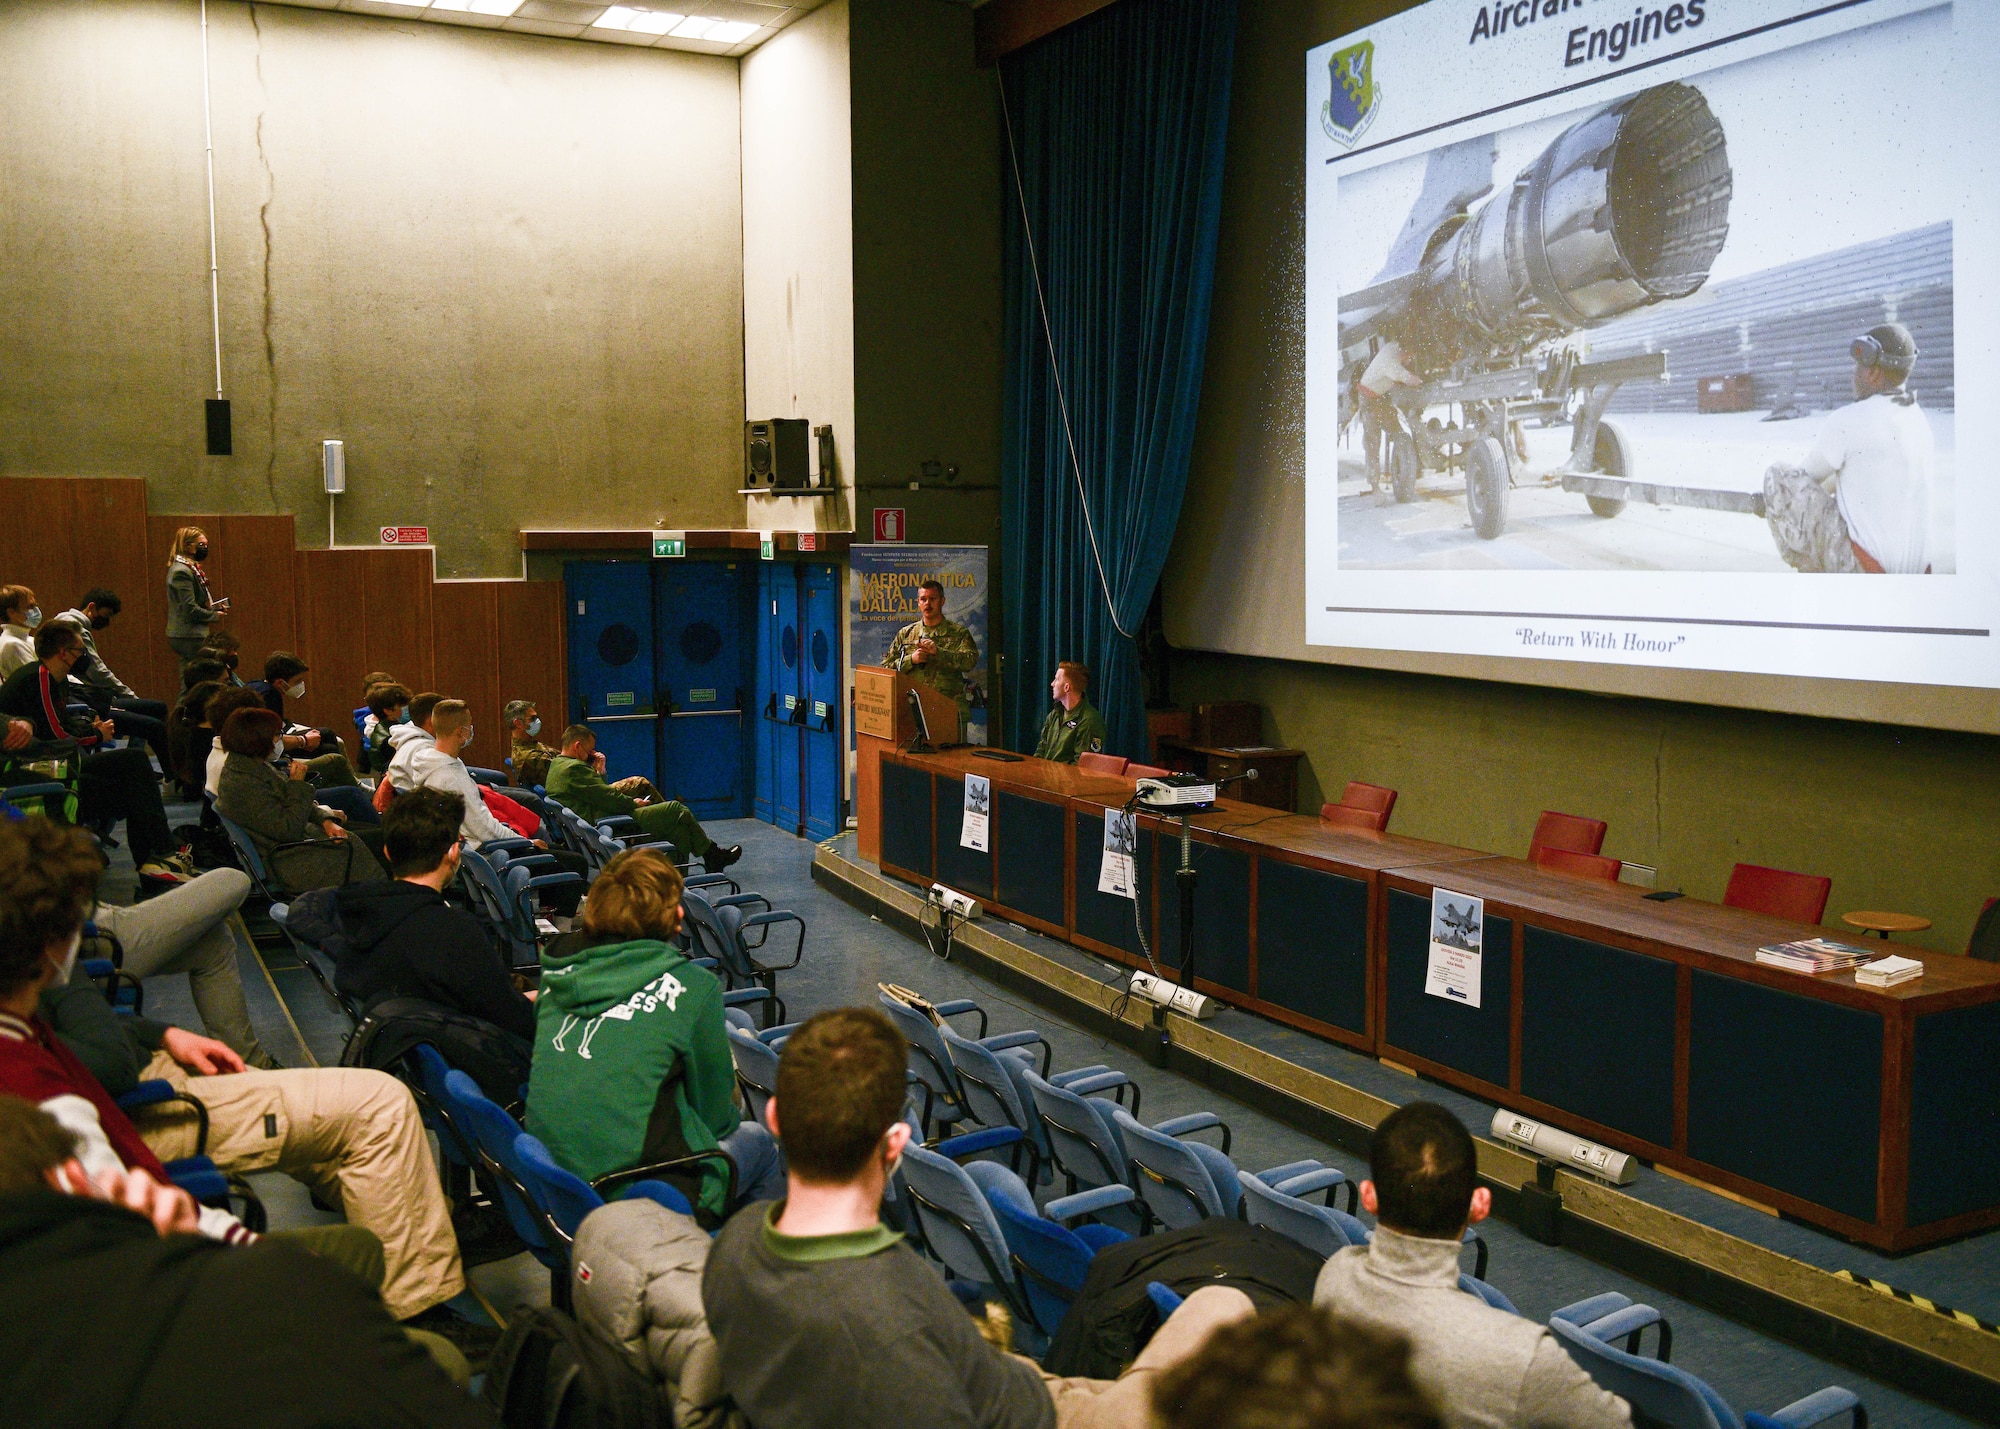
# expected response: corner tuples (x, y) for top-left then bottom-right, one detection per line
(1099, 810), (1138, 899)
(1425, 888), (1484, 1008)
(961, 775), (990, 852)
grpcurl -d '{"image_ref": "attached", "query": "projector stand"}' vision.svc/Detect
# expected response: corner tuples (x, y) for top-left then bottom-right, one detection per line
(1148, 811), (1199, 1069)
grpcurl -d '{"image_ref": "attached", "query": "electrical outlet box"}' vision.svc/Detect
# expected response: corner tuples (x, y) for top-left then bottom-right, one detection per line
(928, 885), (982, 920)
(1130, 972), (1215, 1019)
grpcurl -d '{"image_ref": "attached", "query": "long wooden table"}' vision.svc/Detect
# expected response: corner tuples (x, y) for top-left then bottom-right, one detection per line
(871, 747), (2000, 1251)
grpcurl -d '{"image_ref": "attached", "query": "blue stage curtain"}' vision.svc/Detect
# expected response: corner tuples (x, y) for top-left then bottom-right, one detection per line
(1000, 0), (1236, 759)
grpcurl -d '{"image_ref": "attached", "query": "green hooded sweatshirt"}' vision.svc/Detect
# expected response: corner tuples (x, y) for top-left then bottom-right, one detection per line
(525, 932), (740, 1221)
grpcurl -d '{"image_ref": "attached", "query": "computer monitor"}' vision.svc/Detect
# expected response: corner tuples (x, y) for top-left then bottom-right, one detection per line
(905, 688), (935, 753)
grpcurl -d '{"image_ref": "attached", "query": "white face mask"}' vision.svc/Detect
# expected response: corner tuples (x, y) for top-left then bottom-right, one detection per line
(287, 680), (305, 701)
(23, 607), (41, 629)
(461, 728), (474, 750)
(526, 717), (542, 737)
(49, 930), (81, 984)
(272, 737), (287, 761)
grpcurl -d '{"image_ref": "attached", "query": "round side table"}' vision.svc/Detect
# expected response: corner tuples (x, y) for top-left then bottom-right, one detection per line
(1841, 911), (1932, 940)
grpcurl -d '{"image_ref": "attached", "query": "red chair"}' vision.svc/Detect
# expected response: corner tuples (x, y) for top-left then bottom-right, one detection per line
(1530, 810), (1607, 857)
(1320, 781), (1398, 833)
(1077, 752), (1128, 776)
(1531, 845), (1622, 882)
(1723, 863), (1832, 925)
(1971, 897), (1999, 960)
(1126, 763), (1171, 779)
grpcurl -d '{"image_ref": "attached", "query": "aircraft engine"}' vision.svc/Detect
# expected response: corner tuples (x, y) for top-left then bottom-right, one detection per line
(1402, 81), (1733, 368)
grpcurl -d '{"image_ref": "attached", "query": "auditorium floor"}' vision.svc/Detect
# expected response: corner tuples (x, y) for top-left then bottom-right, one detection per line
(122, 810), (1990, 1427)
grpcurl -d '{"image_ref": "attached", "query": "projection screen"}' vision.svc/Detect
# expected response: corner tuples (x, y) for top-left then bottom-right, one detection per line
(1279, 0), (1998, 732)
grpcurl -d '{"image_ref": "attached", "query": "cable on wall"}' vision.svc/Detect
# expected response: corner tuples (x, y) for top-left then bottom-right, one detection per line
(996, 67), (1134, 641)
(200, 0), (224, 401)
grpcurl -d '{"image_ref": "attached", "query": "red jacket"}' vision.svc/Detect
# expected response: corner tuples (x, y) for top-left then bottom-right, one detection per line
(0, 1010), (167, 1177)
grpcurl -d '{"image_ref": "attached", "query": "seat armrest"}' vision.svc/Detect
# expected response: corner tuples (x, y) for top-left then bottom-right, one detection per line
(1153, 1112), (1231, 1154)
(1758, 1388), (1862, 1429)
(1551, 1292), (1632, 1326)
(1581, 1305), (1669, 1359)
(739, 911), (805, 970)
(932, 1125), (1023, 1160)
(482, 838), (536, 856)
(715, 893), (773, 912)
(1045, 1184), (1137, 1223)
(931, 999), (989, 1038)
(503, 853), (559, 871)
(1273, 1167), (1347, 1200)
(979, 1029), (1052, 1078)
(1259, 1159), (1324, 1185)
(620, 1180), (694, 1218)
(1057, 1071), (1129, 1098)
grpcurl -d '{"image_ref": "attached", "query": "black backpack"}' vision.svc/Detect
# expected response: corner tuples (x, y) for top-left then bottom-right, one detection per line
(484, 1306), (671, 1429)
(340, 996), (533, 1109)
(1042, 1218), (1326, 1378)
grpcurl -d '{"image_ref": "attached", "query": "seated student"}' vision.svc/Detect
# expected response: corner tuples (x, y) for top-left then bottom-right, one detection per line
(199, 627), (248, 687)
(527, 848), (783, 1223)
(200, 685), (269, 799)
(252, 650), (360, 779)
(179, 654), (230, 693)
(213, 707), (389, 891)
(0, 1097), (492, 1423)
(0, 623), (183, 882)
(360, 681), (413, 776)
(504, 699), (561, 790)
(1315, 1103), (1631, 1429)
(167, 678), (227, 799)
(1152, 1305), (1442, 1429)
(545, 724), (741, 873)
(1, 815), (470, 1326)
(325, 788), (536, 1043)
(388, 700), (585, 909)
(88, 861), (278, 1070)
(52, 590), (172, 773)
(702, 1005), (1254, 1429)
(0, 584), (42, 680)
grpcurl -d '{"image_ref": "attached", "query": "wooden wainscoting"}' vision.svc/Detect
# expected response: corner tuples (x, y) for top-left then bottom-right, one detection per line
(0, 477), (565, 769)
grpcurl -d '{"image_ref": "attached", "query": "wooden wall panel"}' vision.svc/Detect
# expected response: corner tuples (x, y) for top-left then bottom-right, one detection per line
(2, 479), (566, 755)
(432, 581), (504, 764)
(0, 478), (173, 702)
(497, 580), (569, 746)
(70, 479), (155, 697)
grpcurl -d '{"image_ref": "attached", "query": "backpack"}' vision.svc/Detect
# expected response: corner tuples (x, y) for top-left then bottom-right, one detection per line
(484, 1306), (672, 1429)
(1042, 1219), (1326, 1378)
(0, 737), (82, 824)
(340, 996), (533, 1110)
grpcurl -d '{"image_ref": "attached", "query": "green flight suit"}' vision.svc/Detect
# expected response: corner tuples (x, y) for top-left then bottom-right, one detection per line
(511, 735), (558, 791)
(885, 616), (978, 717)
(1033, 699), (1109, 764)
(545, 755), (712, 855)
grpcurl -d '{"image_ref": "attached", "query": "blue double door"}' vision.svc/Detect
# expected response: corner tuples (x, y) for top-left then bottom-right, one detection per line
(564, 557), (842, 838)
(753, 561), (843, 841)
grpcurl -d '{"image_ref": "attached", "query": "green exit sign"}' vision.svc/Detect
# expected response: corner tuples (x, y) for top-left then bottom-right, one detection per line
(651, 530), (686, 559)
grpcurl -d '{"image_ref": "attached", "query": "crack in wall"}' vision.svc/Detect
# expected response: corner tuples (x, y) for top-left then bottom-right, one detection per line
(250, 5), (278, 508)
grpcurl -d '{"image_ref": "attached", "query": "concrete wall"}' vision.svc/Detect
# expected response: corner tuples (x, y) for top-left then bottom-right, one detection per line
(0, 0), (745, 576)
(741, 0), (855, 537)
(1162, 0), (1999, 953)
(849, 0), (1004, 555)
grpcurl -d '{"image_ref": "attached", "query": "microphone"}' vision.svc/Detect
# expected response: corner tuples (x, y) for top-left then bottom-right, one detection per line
(1216, 767), (1260, 785)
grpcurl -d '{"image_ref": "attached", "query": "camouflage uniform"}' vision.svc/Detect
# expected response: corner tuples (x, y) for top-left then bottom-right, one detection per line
(510, 735), (559, 790)
(885, 617), (979, 716)
(1033, 699), (1109, 764)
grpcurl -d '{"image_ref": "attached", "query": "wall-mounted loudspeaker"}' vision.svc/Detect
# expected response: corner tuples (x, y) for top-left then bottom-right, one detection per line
(205, 399), (232, 457)
(322, 439), (346, 494)
(745, 418), (810, 490)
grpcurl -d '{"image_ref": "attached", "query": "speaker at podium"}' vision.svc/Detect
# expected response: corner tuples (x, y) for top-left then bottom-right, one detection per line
(853, 665), (960, 862)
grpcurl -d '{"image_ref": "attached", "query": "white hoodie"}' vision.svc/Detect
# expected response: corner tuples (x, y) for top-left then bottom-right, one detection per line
(386, 733), (513, 847)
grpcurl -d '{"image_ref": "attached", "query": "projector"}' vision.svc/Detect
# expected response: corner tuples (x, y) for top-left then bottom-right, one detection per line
(1130, 971), (1215, 1020)
(1136, 775), (1218, 808)
(1490, 1110), (1636, 1185)
(927, 885), (982, 921)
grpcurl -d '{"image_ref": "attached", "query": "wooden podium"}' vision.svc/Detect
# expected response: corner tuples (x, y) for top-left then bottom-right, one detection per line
(854, 665), (959, 862)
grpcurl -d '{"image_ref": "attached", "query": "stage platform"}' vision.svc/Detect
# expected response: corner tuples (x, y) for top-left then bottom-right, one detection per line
(814, 831), (2000, 1424)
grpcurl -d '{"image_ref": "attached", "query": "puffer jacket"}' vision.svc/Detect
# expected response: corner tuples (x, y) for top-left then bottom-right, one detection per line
(570, 1198), (743, 1429)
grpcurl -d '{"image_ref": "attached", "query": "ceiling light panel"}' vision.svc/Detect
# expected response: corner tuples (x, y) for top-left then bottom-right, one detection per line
(594, 5), (684, 31)
(704, 20), (760, 43)
(429, 0), (524, 14)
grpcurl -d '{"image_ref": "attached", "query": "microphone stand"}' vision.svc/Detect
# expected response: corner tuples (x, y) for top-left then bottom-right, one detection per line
(1140, 767), (1259, 1069)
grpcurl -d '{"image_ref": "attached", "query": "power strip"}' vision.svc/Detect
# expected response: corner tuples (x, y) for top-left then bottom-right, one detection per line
(928, 885), (982, 920)
(1129, 971), (1215, 1020)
